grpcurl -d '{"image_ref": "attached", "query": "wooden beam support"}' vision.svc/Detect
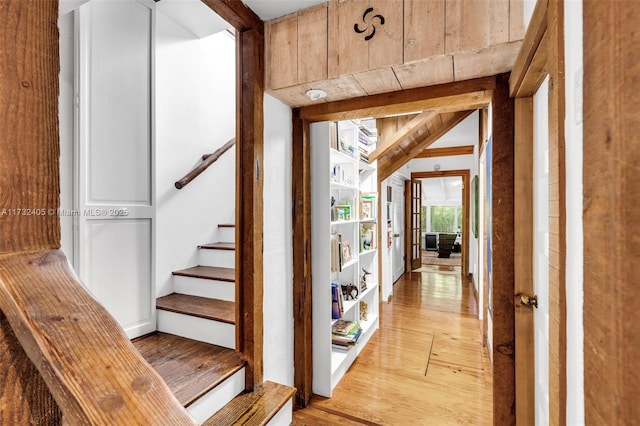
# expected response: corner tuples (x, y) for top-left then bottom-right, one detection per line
(583, 1), (640, 423)
(509, 0), (548, 97)
(200, 0), (264, 34)
(236, 28), (264, 390)
(490, 73), (516, 425)
(291, 109), (312, 408)
(378, 110), (474, 182)
(369, 111), (438, 162)
(300, 76), (495, 122)
(0, 0), (61, 254)
(414, 145), (475, 159)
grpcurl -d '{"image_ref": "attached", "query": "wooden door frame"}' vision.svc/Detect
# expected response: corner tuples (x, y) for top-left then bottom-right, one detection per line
(509, 0), (566, 423)
(292, 75), (515, 421)
(410, 171), (470, 277)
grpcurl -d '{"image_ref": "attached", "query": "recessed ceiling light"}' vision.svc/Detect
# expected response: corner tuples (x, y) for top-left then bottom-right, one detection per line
(305, 89), (327, 101)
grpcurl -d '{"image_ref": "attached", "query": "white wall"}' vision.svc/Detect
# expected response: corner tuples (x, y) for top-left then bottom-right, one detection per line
(262, 94), (294, 386)
(564, 0), (584, 423)
(155, 14), (236, 296)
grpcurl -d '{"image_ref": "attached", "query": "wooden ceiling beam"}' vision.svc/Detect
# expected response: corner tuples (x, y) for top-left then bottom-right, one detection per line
(369, 111), (438, 162)
(201, 0), (264, 34)
(300, 76), (494, 122)
(378, 110), (474, 181)
(415, 145), (475, 159)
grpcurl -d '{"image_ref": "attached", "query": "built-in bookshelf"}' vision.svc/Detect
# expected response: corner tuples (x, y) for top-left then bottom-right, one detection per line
(311, 120), (379, 398)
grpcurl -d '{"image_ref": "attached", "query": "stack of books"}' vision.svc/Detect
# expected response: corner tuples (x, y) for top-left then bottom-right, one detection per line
(331, 319), (362, 350)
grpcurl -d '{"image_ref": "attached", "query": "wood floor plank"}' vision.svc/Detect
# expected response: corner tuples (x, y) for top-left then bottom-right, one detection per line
(293, 269), (492, 425)
(132, 332), (244, 406)
(156, 293), (235, 324)
(293, 405), (374, 425)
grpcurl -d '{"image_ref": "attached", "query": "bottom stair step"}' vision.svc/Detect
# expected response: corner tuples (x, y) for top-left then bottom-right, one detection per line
(203, 381), (296, 426)
(133, 332), (245, 422)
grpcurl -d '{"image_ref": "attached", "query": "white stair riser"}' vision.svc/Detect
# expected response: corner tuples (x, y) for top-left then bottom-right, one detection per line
(187, 368), (245, 424)
(173, 275), (235, 302)
(157, 310), (235, 349)
(198, 249), (235, 269)
(218, 227), (235, 243)
(266, 399), (293, 426)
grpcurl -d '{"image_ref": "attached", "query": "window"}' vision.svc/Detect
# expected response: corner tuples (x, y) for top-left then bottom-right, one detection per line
(429, 205), (462, 233)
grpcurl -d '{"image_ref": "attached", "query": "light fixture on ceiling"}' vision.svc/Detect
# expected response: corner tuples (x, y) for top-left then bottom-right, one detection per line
(434, 163), (441, 171)
(305, 89), (327, 101)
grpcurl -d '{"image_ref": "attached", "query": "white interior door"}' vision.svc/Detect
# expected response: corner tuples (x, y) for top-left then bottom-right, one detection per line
(76, 0), (155, 339)
(533, 77), (550, 423)
(392, 179), (405, 281)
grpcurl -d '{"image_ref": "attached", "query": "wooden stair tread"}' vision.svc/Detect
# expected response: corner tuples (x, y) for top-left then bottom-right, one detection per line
(172, 265), (235, 282)
(133, 332), (244, 407)
(202, 381), (296, 426)
(218, 223), (235, 228)
(199, 242), (235, 251)
(156, 294), (235, 324)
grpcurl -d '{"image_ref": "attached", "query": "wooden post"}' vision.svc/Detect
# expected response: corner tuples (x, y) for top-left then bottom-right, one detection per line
(0, 2), (63, 420)
(583, 1), (640, 423)
(292, 110), (312, 407)
(236, 28), (265, 390)
(491, 73), (516, 425)
(0, 0), (61, 254)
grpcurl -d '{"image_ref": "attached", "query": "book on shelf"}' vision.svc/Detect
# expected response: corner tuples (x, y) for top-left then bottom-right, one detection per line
(331, 328), (362, 347)
(330, 233), (342, 272)
(332, 319), (360, 336)
(334, 204), (351, 221)
(331, 282), (343, 320)
(331, 319), (362, 348)
(360, 222), (377, 252)
(359, 193), (377, 220)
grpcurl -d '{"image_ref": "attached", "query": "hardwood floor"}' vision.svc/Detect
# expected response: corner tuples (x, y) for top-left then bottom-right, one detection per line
(293, 267), (492, 425)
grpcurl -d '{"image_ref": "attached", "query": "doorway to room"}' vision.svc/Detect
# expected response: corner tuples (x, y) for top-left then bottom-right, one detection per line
(411, 170), (471, 276)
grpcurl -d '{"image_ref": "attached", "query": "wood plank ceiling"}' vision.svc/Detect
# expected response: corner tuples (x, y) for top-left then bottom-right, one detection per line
(264, 0), (524, 108)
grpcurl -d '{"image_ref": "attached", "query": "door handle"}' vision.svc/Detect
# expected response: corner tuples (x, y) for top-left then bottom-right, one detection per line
(393, 233), (400, 237)
(515, 293), (538, 309)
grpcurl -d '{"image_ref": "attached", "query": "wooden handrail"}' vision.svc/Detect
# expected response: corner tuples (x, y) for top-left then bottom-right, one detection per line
(0, 250), (196, 425)
(175, 138), (236, 189)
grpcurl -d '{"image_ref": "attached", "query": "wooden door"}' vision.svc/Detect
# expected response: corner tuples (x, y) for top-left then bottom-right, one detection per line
(76, 0), (155, 339)
(410, 179), (422, 270)
(392, 180), (405, 281)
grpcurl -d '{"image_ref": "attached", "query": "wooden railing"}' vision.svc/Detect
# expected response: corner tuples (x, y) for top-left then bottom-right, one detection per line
(175, 138), (236, 189)
(0, 250), (196, 425)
